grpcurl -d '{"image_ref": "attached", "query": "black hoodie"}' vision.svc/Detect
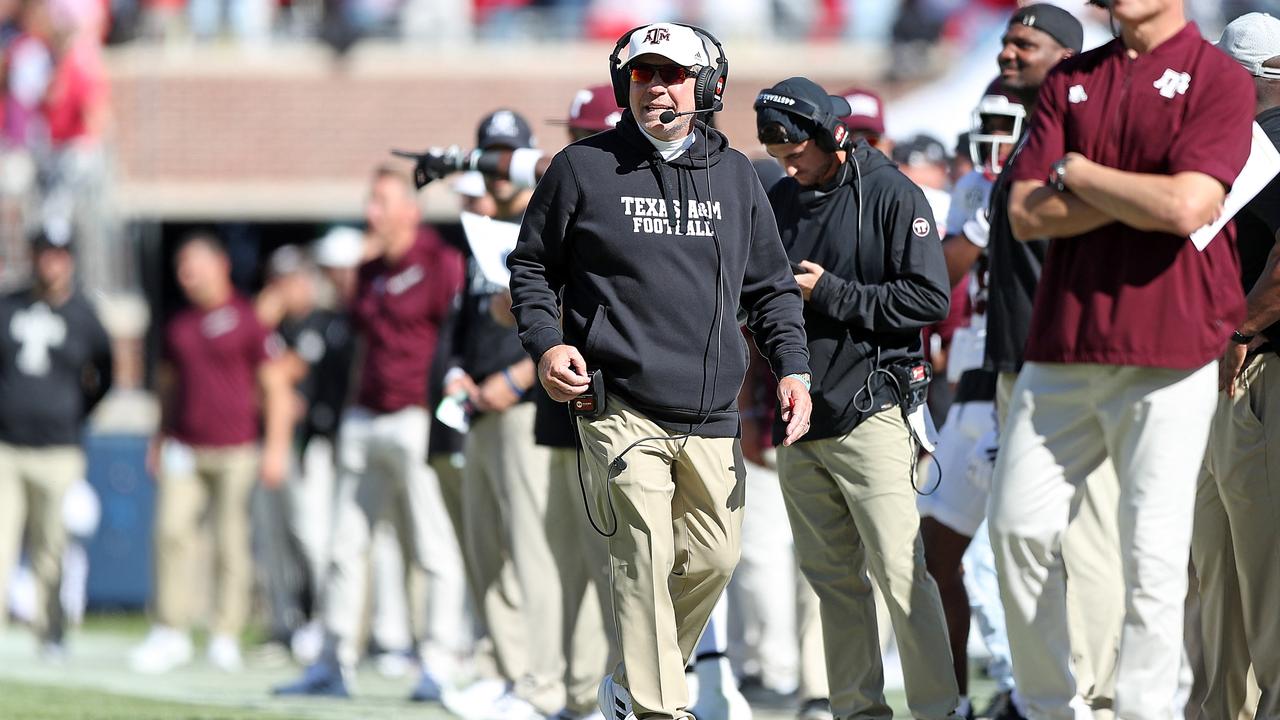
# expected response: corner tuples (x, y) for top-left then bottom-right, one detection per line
(508, 111), (809, 438)
(768, 141), (950, 443)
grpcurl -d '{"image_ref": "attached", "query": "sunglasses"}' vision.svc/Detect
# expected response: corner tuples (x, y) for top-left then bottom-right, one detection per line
(630, 63), (691, 86)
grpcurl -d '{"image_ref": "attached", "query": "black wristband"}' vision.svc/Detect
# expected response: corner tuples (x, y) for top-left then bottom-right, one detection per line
(1232, 330), (1254, 345)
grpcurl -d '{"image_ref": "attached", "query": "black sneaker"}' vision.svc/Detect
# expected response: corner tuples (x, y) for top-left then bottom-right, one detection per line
(980, 691), (1026, 720)
(798, 698), (834, 720)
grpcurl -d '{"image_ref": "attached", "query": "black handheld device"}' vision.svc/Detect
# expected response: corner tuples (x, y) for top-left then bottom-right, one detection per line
(569, 369), (607, 419)
(790, 261), (806, 274)
(887, 359), (931, 412)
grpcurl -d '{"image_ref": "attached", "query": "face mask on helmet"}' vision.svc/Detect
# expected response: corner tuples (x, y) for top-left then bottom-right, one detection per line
(969, 94), (1026, 177)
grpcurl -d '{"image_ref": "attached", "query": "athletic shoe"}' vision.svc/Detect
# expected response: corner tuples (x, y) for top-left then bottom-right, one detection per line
(738, 676), (795, 710)
(797, 698), (834, 720)
(39, 640), (67, 665)
(408, 666), (446, 703)
(372, 650), (412, 678)
(479, 690), (548, 720)
(597, 675), (635, 720)
(129, 625), (193, 674)
(980, 691), (1026, 720)
(688, 655), (752, 720)
(272, 661), (351, 698)
(207, 634), (243, 672)
(442, 677), (507, 719)
(289, 620), (324, 666)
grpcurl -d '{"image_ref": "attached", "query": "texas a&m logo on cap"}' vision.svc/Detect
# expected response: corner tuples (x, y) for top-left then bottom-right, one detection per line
(912, 217), (932, 237)
(644, 27), (670, 44)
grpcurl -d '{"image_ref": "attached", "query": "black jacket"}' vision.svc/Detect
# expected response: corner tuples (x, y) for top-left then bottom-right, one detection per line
(508, 111), (809, 438)
(768, 141), (950, 442)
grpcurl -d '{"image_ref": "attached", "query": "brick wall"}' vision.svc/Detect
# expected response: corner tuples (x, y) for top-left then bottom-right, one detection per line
(108, 41), (886, 220)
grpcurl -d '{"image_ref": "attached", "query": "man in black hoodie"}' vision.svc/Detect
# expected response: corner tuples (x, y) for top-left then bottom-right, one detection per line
(508, 22), (812, 720)
(755, 77), (958, 720)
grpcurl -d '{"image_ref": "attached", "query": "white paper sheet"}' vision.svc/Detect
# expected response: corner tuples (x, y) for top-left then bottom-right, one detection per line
(1190, 122), (1280, 251)
(460, 211), (520, 288)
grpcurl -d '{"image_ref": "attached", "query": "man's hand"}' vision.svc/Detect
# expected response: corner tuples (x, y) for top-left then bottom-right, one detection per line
(777, 376), (813, 446)
(474, 372), (522, 413)
(444, 370), (480, 402)
(1219, 339), (1259, 398)
(489, 290), (516, 328)
(793, 261), (825, 301)
(539, 344), (591, 402)
(260, 444), (289, 490)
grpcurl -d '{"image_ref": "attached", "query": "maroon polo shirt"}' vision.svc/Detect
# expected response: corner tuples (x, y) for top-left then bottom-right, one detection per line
(164, 294), (279, 447)
(353, 228), (464, 414)
(1011, 23), (1254, 369)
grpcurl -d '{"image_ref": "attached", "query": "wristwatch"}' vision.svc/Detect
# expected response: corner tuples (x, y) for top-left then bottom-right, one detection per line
(1231, 330), (1255, 345)
(1049, 157), (1070, 193)
(784, 373), (812, 391)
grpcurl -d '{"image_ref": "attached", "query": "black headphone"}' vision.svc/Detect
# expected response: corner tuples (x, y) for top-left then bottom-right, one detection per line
(753, 90), (851, 153)
(609, 23), (728, 114)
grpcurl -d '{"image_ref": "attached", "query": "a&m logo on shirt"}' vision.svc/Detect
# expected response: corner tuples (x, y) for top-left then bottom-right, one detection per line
(1153, 69), (1191, 99)
(1068, 85), (1088, 104)
(10, 301), (66, 376)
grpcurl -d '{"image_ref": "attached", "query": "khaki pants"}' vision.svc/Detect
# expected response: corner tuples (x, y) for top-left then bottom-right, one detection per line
(577, 398), (744, 720)
(996, 372), (1123, 716)
(463, 403), (562, 714)
(153, 442), (257, 637)
(0, 443), (84, 642)
(321, 405), (467, 669)
(990, 362), (1217, 720)
(548, 446), (614, 714)
(1191, 353), (1278, 719)
(778, 409), (959, 720)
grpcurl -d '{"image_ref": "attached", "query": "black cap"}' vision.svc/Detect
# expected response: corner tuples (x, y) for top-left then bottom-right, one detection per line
(30, 227), (72, 252)
(1009, 4), (1084, 53)
(755, 76), (852, 145)
(892, 134), (949, 167)
(476, 109), (536, 151)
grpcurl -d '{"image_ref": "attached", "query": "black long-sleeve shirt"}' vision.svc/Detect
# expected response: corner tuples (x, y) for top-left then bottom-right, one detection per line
(0, 287), (113, 446)
(768, 142), (950, 441)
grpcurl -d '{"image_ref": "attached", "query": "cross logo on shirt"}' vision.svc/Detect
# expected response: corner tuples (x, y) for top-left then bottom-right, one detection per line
(1153, 69), (1191, 99)
(10, 301), (66, 376)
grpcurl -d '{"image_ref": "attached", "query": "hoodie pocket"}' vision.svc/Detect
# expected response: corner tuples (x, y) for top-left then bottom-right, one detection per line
(584, 305), (608, 356)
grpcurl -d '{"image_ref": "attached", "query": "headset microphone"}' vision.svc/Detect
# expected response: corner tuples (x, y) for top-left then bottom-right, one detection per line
(658, 103), (722, 124)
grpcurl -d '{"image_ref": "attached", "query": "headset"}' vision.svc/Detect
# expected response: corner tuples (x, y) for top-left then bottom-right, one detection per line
(753, 91), (851, 153)
(609, 23), (729, 115)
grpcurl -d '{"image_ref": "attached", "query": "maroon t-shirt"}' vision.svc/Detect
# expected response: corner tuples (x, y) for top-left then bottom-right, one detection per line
(1011, 23), (1253, 369)
(165, 295), (278, 447)
(353, 228), (464, 413)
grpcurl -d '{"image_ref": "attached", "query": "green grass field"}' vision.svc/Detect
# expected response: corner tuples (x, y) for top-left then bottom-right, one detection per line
(0, 614), (995, 719)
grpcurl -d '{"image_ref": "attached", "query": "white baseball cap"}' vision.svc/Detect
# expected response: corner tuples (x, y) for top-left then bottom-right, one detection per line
(313, 226), (365, 269)
(1217, 12), (1280, 79)
(624, 23), (711, 69)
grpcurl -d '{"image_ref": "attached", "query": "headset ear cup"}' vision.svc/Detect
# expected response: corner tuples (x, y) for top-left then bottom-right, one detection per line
(693, 66), (714, 112)
(612, 65), (629, 109)
(832, 120), (850, 150)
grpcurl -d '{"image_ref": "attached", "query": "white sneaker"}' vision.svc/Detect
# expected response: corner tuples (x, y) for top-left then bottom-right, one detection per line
(688, 655), (752, 720)
(480, 690), (547, 720)
(130, 625), (194, 674)
(373, 651), (412, 678)
(207, 634), (242, 672)
(597, 675), (635, 720)
(290, 620), (324, 666)
(442, 678), (507, 719)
